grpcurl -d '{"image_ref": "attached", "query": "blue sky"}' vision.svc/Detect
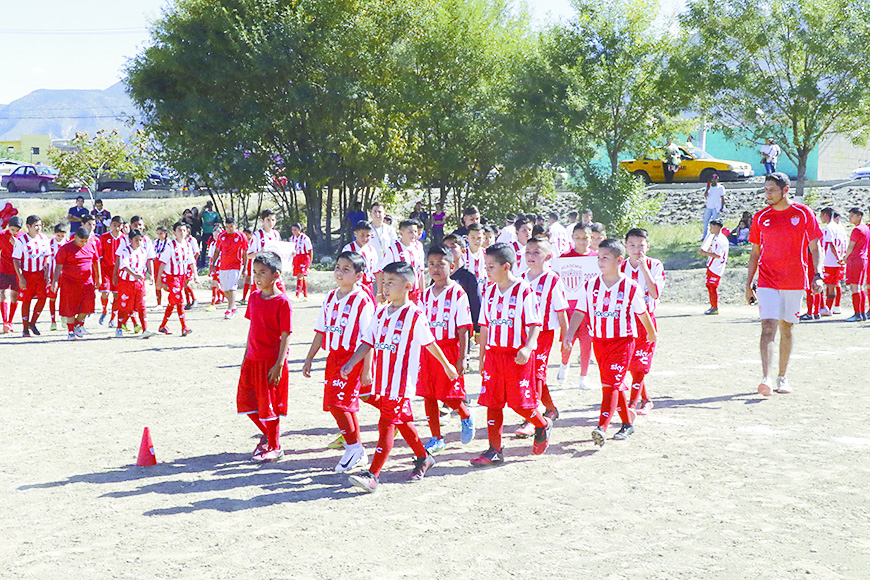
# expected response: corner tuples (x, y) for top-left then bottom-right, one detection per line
(1, 0), (682, 105)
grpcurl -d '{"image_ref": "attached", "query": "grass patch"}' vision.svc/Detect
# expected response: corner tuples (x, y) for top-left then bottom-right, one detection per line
(644, 221), (751, 270)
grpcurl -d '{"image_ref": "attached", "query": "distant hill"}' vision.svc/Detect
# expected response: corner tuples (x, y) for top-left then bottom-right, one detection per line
(0, 82), (140, 141)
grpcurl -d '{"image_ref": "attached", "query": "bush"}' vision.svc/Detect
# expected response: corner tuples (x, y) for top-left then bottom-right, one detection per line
(571, 166), (661, 236)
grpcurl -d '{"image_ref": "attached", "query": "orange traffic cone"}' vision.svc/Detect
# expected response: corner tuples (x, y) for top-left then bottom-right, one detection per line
(136, 427), (157, 466)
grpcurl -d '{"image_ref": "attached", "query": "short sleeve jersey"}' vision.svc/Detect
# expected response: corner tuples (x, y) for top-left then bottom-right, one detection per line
(314, 287), (375, 353)
(0, 230), (17, 275)
(248, 228), (281, 254)
(369, 223), (398, 259)
(99, 232), (124, 269)
(478, 279), (542, 349)
(619, 257), (666, 313)
(464, 248), (487, 290)
(522, 270), (569, 331)
(548, 222), (571, 257)
(421, 281), (473, 341)
(244, 290), (293, 362)
(577, 275), (647, 339)
(378, 241), (425, 293)
(216, 231), (248, 270)
(847, 224), (870, 266)
(12, 232), (51, 272)
(821, 222), (847, 268)
(361, 303), (435, 400)
(159, 239), (196, 276)
(749, 203), (823, 290)
(118, 245), (149, 281)
(706, 233), (730, 277)
(341, 241), (379, 285)
(55, 240), (99, 282)
(511, 241), (528, 276)
(291, 233), (313, 256)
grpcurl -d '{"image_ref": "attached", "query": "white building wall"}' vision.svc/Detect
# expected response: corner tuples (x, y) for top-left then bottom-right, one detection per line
(817, 134), (870, 180)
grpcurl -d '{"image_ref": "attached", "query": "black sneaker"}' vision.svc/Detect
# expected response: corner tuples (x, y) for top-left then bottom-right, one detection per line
(813, 314), (821, 320)
(543, 408), (559, 421)
(798, 313), (812, 321)
(409, 454), (435, 481)
(704, 307), (719, 315)
(29, 323), (40, 336)
(348, 470), (379, 493)
(612, 424), (635, 441)
(533, 417), (553, 455)
(470, 446), (504, 467)
(22, 326), (30, 337)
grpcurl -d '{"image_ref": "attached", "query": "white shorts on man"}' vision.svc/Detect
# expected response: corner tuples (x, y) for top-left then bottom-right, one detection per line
(756, 287), (803, 324)
(219, 269), (242, 292)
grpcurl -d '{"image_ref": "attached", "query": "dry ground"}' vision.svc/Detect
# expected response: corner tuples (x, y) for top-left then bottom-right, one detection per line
(1, 291), (869, 579)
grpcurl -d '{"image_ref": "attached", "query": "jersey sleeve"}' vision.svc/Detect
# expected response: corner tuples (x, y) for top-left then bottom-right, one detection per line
(376, 246), (395, 273)
(360, 309), (379, 347)
(651, 260), (666, 294)
(159, 244), (172, 265)
(523, 287), (543, 326)
(455, 290), (473, 328)
(477, 291), (489, 327)
(806, 212), (823, 241)
(117, 249), (131, 271)
(576, 280), (590, 314)
(278, 296), (293, 334)
(11, 237), (24, 260)
(356, 300), (375, 348)
(314, 296), (329, 334)
(413, 310), (436, 347)
(551, 277), (569, 312)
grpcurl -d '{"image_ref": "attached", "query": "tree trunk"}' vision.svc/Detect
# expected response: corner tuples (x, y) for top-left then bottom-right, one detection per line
(325, 183), (334, 255)
(796, 149), (809, 198)
(609, 148), (620, 177)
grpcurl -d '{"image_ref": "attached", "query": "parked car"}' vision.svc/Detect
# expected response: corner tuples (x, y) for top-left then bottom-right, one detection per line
(0, 159), (20, 176)
(850, 164), (870, 180)
(620, 146), (754, 184)
(96, 168), (176, 192)
(1, 164), (59, 193)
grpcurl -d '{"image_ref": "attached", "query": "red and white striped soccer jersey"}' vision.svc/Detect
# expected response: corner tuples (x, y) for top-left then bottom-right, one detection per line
(291, 233), (312, 255)
(48, 237), (63, 279)
(248, 228), (281, 254)
(158, 238), (196, 276)
(464, 247), (487, 289)
(523, 269), (569, 331)
(422, 281), (473, 341)
(116, 234), (157, 261)
(362, 302), (435, 400)
(341, 241), (378, 285)
(478, 279), (542, 349)
(11, 233), (51, 272)
(706, 233), (729, 277)
(822, 221), (848, 268)
(118, 245), (149, 281)
(576, 275), (647, 339)
(511, 241), (528, 276)
(315, 287), (375, 353)
(378, 240), (425, 290)
(186, 236), (200, 257)
(619, 257), (665, 313)
(154, 237), (169, 258)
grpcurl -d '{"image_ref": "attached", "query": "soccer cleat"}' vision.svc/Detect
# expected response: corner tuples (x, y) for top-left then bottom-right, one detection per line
(133, 324), (142, 333)
(637, 399), (654, 415)
(252, 446), (283, 463)
(556, 363), (568, 385)
(73, 325), (85, 338)
(22, 327), (30, 337)
(543, 408), (559, 421)
(327, 434), (346, 450)
(29, 324), (40, 336)
(348, 471), (379, 493)
(140, 330), (156, 339)
(158, 327), (172, 335)
(813, 314), (821, 320)
(335, 443), (367, 473)
(184, 303), (193, 311)
(115, 328), (124, 338)
(67, 331), (77, 341)
(224, 310), (232, 319)
(757, 377), (773, 397)
(775, 376), (792, 394)
(798, 313), (812, 321)
(2, 323), (11, 333)
(704, 307), (719, 315)
(205, 304), (216, 312)
(108, 319), (116, 328)
(181, 327), (193, 337)
(591, 426), (606, 446)
(612, 424), (635, 440)
(99, 313), (106, 325)
(50, 322), (57, 331)
(460, 414), (475, 445)
(577, 376), (590, 390)
(844, 314), (863, 322)
(253, 435), (269, 458)
(832, 306), (842, 314)
(470, 446), (504, 467)
(514, 421), (535, 439)
(409, 453), (435, 481)
(819, 307), (832, 317)
(423, 437), (446, 454)
(238, 298), (247, 306)
(532, 417), (553, 455)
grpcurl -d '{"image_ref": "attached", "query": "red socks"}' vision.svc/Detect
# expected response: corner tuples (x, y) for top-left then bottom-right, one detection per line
(242, 283), (250, 300)
(329, 408), (360, 445)
(629, 371), (648, 407)
(101, 294), (109, 314)
(248, 414), (279, 449)
(486, 408), (505, 449)
(424, 398), (442, 439)
(599, 386), (630, 430)
(369, 419), (396, 477)
(835, 285), (842, 307)
(0, 301), (7, 324)
(539, 382), (556, 412)
(853, 292), (862, 315)
(707, 284), (718, 309)
(49, 300), (56, 322)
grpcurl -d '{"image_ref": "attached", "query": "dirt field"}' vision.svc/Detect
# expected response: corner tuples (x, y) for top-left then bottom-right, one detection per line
(1, 290), (869, 579)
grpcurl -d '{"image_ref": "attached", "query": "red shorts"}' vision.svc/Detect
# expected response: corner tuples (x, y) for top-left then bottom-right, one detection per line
(292, 254), (312, 277)
(823, 266), (843, 286)
(567, 304), (591, 341)
(377, 396), (414, 425)
(417, 338), (465, 400)
(99, 270), (118, 292)
(237, 358), (289, 420)
(592, 336), (635, 390)
(59, 277), (96, 318)
(629, 315), (656, 373)
(117, 279), (146, 313)
(0, 272), (19, 291)
(706, 269), (721, 287)
(534, 329), (555, 383)
(478, 346), (538, 409)
(20, 271), (48, 301)
(323, 348), (363, 412)
(164, 274), (185, 305)
(845, 261), (867, 285)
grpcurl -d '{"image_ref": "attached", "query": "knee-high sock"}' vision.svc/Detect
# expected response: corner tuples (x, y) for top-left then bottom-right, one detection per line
(424, 397), (441, 439)
(443, 398), (470, 419)
(826, 291), (835, 310)
(1, 301), (7, 324)
(486, 408), (504, 450)
(852, 292), (862, 314)
(9, 301), (16, 322)
(396, 421), (426, 457)
(329, 408), (359, 445)
(111, 293), (119, 319)
(263, 418), (279, 449)
(211, 287), (217, 305)
(137, 307), (147, 331)
(161, 305), (174, 328)
(101, 294), (109, 314)
(249, 413), (267, 434)
(177, 304), (187, 330)
(67, 322), (75, 332)
(49, 299), (56, 322)
(118, 311), (130, 327)
(29, 297), (45, 324)
(707, 284), (718, 309)
(513, 407), (546, 428)
(21, 298), (31, 325)
(629, 371), (648, 406)
(835, 285), (842, 307)
(368, 418), (396, 477)
(302, 277), (308, 297)
(599, 387), (620, 430)
(539, 382), (556, 411)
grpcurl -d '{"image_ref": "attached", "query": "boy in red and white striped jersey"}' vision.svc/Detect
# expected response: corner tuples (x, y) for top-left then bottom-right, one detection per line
(471, 242), (553, 467)
(510, 216), (533, 277)
(153, 226), (169, 307)
(183, 225), (200, 308)
(341, 220), (378, 300)
(698, 219), (728, 315)
(340, 261), (458, 493)
(375, 219), (425, 304)
(98, 216), (125, 327)
(557, 223), (597, 388)
(116, 229), (156, 339)
(565, 239), (657, 445)
(419, 245), (476, 454)
(155, 222), (197, 336)
(302, 251), (375, 473)
(464, 223), (488, 292)
(12, 215), (52, 337)
(289, 223), (313, 299)
(621, 228), (666, 414)
(205, 222), (226, 311)
(515, 237), (568, 438)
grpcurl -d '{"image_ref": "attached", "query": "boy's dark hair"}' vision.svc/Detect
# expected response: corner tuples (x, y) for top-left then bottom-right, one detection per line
(8, 216), (23, 228)
(599, 238), (625, 258)
(25, 215), (40, 226)
(765, 172), (790, 189)
(820, 207), (834, 217)
(253, 251), (283, 273)
(849, 207), (864, 216)
(76, 195), (84, 202)
(110, 216), (123, 224)
(583, 208), (593, 215)
(590, 222), (606, 233)
(573, 222), (592, 233)
(399, 218), (422, 230)
(370, 201), (384, 211)
(337, 250), (366, 273)
(443, 233), (461, 245)
(462, 205), (479, 217)
(354, 220), (373, 232)
(833, 211), (841, 220)
(95, 198), (103, 205)
(514, 216), (531, 230)
(484, 224), (498, 234)
(709, 219), (723, 227)
(75, 227), (91, 239)
(291, 222), (302, 230)
(467, 223), (484, 233)
(382, 261), (416, 285)
(156, 225), (168, 232)
(427, 244), (455, 264)
(532, 224), (545, 237)
(625, 227), (649, 241)
(54, 224), (67, 233)
(485, 242), (515, 267)
(172, 221), (184, 231)
(568, 210), (579, 220)
(130, 215), (142, 224)
(526, 236), (552, 252)
(260, 209), (275, 219)
(548, 211), (559, 220)
(243, 227), (253, 234)
(224, 216), (235, 224)
(81, 214), (94, 223)
(129, 228), (143, 240)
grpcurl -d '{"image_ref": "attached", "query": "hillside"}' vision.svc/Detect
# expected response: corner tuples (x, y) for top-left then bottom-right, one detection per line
(0, 82), (139, 140)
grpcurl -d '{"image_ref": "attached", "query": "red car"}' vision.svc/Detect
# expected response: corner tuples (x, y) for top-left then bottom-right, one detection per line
(2, 164), (59, 193)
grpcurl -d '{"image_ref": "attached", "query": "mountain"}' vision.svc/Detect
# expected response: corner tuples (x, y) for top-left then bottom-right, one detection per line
(0, 82), (140, 141)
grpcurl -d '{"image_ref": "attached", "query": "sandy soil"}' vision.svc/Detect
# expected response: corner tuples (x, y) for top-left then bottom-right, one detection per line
(1, 290), (869, 580)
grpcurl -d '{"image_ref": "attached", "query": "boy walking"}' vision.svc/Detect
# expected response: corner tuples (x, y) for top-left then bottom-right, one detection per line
(12, 215), (51, 336)
(0, 216), (23, 333)
(375, 219), (425, 303)
(557, 222), (597, 388)
(116, 229), (156, 339)
(155, 222), (197, 336)
(212, 217), (248, 318)
(52, 228), (100, 341)
(698, 219), (728, 315)
(290, 223), (313, 300)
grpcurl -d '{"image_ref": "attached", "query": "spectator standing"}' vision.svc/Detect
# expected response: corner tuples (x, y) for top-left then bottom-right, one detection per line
(451, 206), (481, 240)
(546, 211), (571, 257)
(345, 201), (366, 242)
(761, 138), (781, 175)
(67, 196), (90, 236)
(367, 202), (398, 262)
(431, 203), (446, 244)
(201, 201), (221, 258)
(91, 200), (111, 236)
(580, 208), (594, 227)
(702, 174), (726, 240)
(663, 140), (682, 183)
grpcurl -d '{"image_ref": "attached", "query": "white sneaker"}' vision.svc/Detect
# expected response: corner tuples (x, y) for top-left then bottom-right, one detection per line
(819, 307), (832, 317)
(832, 306), (842, 314)
(140, 330), (156, 339)
(775, 376), (792, 394)
(556, 363), (568, 385)
(757, 377), (773, 397)
(335, 442), (367, 473)
(115, 328), (123, 338)
(73, 325), (84, 338)
(67, 332), (77, 341)
(577, 376), (590, 390)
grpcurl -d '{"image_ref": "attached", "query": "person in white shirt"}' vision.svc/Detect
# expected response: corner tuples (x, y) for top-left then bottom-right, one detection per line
(819, 207), (847, 315)
(698, 219), (729, 315)
(702, 174), (726, 240)
(495, 214), (517, 245)
(546, 211), (571, 257)
(367, 202), (398, 261)
(760, 138), (781, 175)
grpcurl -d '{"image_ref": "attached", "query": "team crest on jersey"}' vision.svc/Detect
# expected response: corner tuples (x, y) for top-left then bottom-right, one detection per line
(395, 320), (404, 330)
(442, 312), (450, 321)
(791, 216), (800, 226)
(617, 292), (624, 300)
(343, 304), (352, 313)
(509, 296), (517, 305)
(445, 299), (452, 307)
(603, 297), (610, 306)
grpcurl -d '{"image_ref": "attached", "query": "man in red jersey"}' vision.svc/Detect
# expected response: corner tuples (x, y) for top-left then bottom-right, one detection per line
(746, 172), (823, 396)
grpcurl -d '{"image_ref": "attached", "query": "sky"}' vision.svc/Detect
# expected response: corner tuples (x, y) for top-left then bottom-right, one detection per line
(0, 0), (677, 105)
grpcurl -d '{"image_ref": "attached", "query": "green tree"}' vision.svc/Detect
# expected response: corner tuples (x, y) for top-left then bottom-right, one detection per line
(682, 0), (870, 194)
(48, 129), (150, 197)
